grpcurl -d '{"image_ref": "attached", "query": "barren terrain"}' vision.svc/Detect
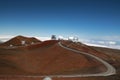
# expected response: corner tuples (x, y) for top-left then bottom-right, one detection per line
(0, 36), (120, 80)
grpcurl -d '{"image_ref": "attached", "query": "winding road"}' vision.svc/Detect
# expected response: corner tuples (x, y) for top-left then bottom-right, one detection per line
(0, 41), (116, 78)
(56, 42), (116, 77)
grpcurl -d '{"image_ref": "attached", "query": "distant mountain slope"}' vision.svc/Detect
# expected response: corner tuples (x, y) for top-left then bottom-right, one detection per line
(0, 39), (119, 80)
(0, 35), (41, 46)
(0, 39), (105, 75)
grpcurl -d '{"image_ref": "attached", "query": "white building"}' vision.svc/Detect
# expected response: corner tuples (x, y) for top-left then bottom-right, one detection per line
(21, 40), (26, 45)
(68, 36), (79, 42)
(58, 35), (64, 40)
(9, 44), (13, 47)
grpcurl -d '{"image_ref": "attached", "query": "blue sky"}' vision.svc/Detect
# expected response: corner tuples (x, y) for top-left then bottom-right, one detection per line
(0, 0), (120, 40)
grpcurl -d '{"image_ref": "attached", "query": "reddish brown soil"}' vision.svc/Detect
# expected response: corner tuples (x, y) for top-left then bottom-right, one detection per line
(0, 35), (41, 47)
(0, 36), (120, 80)
(61, 40), (113, 62)
(0, 40), (105, 75)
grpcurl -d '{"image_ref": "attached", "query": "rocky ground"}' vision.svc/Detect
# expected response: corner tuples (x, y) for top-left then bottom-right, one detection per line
(0, 36), (120, 80)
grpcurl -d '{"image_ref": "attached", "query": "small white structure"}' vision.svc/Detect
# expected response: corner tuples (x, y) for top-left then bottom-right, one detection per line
(43, 76), (52, 80)
(68, 36), (74, 41)
(21, 40), (26, 45)
(73, 36), (79, 42)
(68, 36), (79, 42)
(58, 35), (64, 40)
(9, 44), (13, 47)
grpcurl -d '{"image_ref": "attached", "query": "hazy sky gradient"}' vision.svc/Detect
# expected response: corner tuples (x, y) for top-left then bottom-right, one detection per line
(0, 0), (120, 39)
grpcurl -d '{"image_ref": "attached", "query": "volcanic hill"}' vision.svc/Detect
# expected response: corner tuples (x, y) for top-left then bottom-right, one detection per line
(0, 36), (120, 80)
(0, 35), (41, 47)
